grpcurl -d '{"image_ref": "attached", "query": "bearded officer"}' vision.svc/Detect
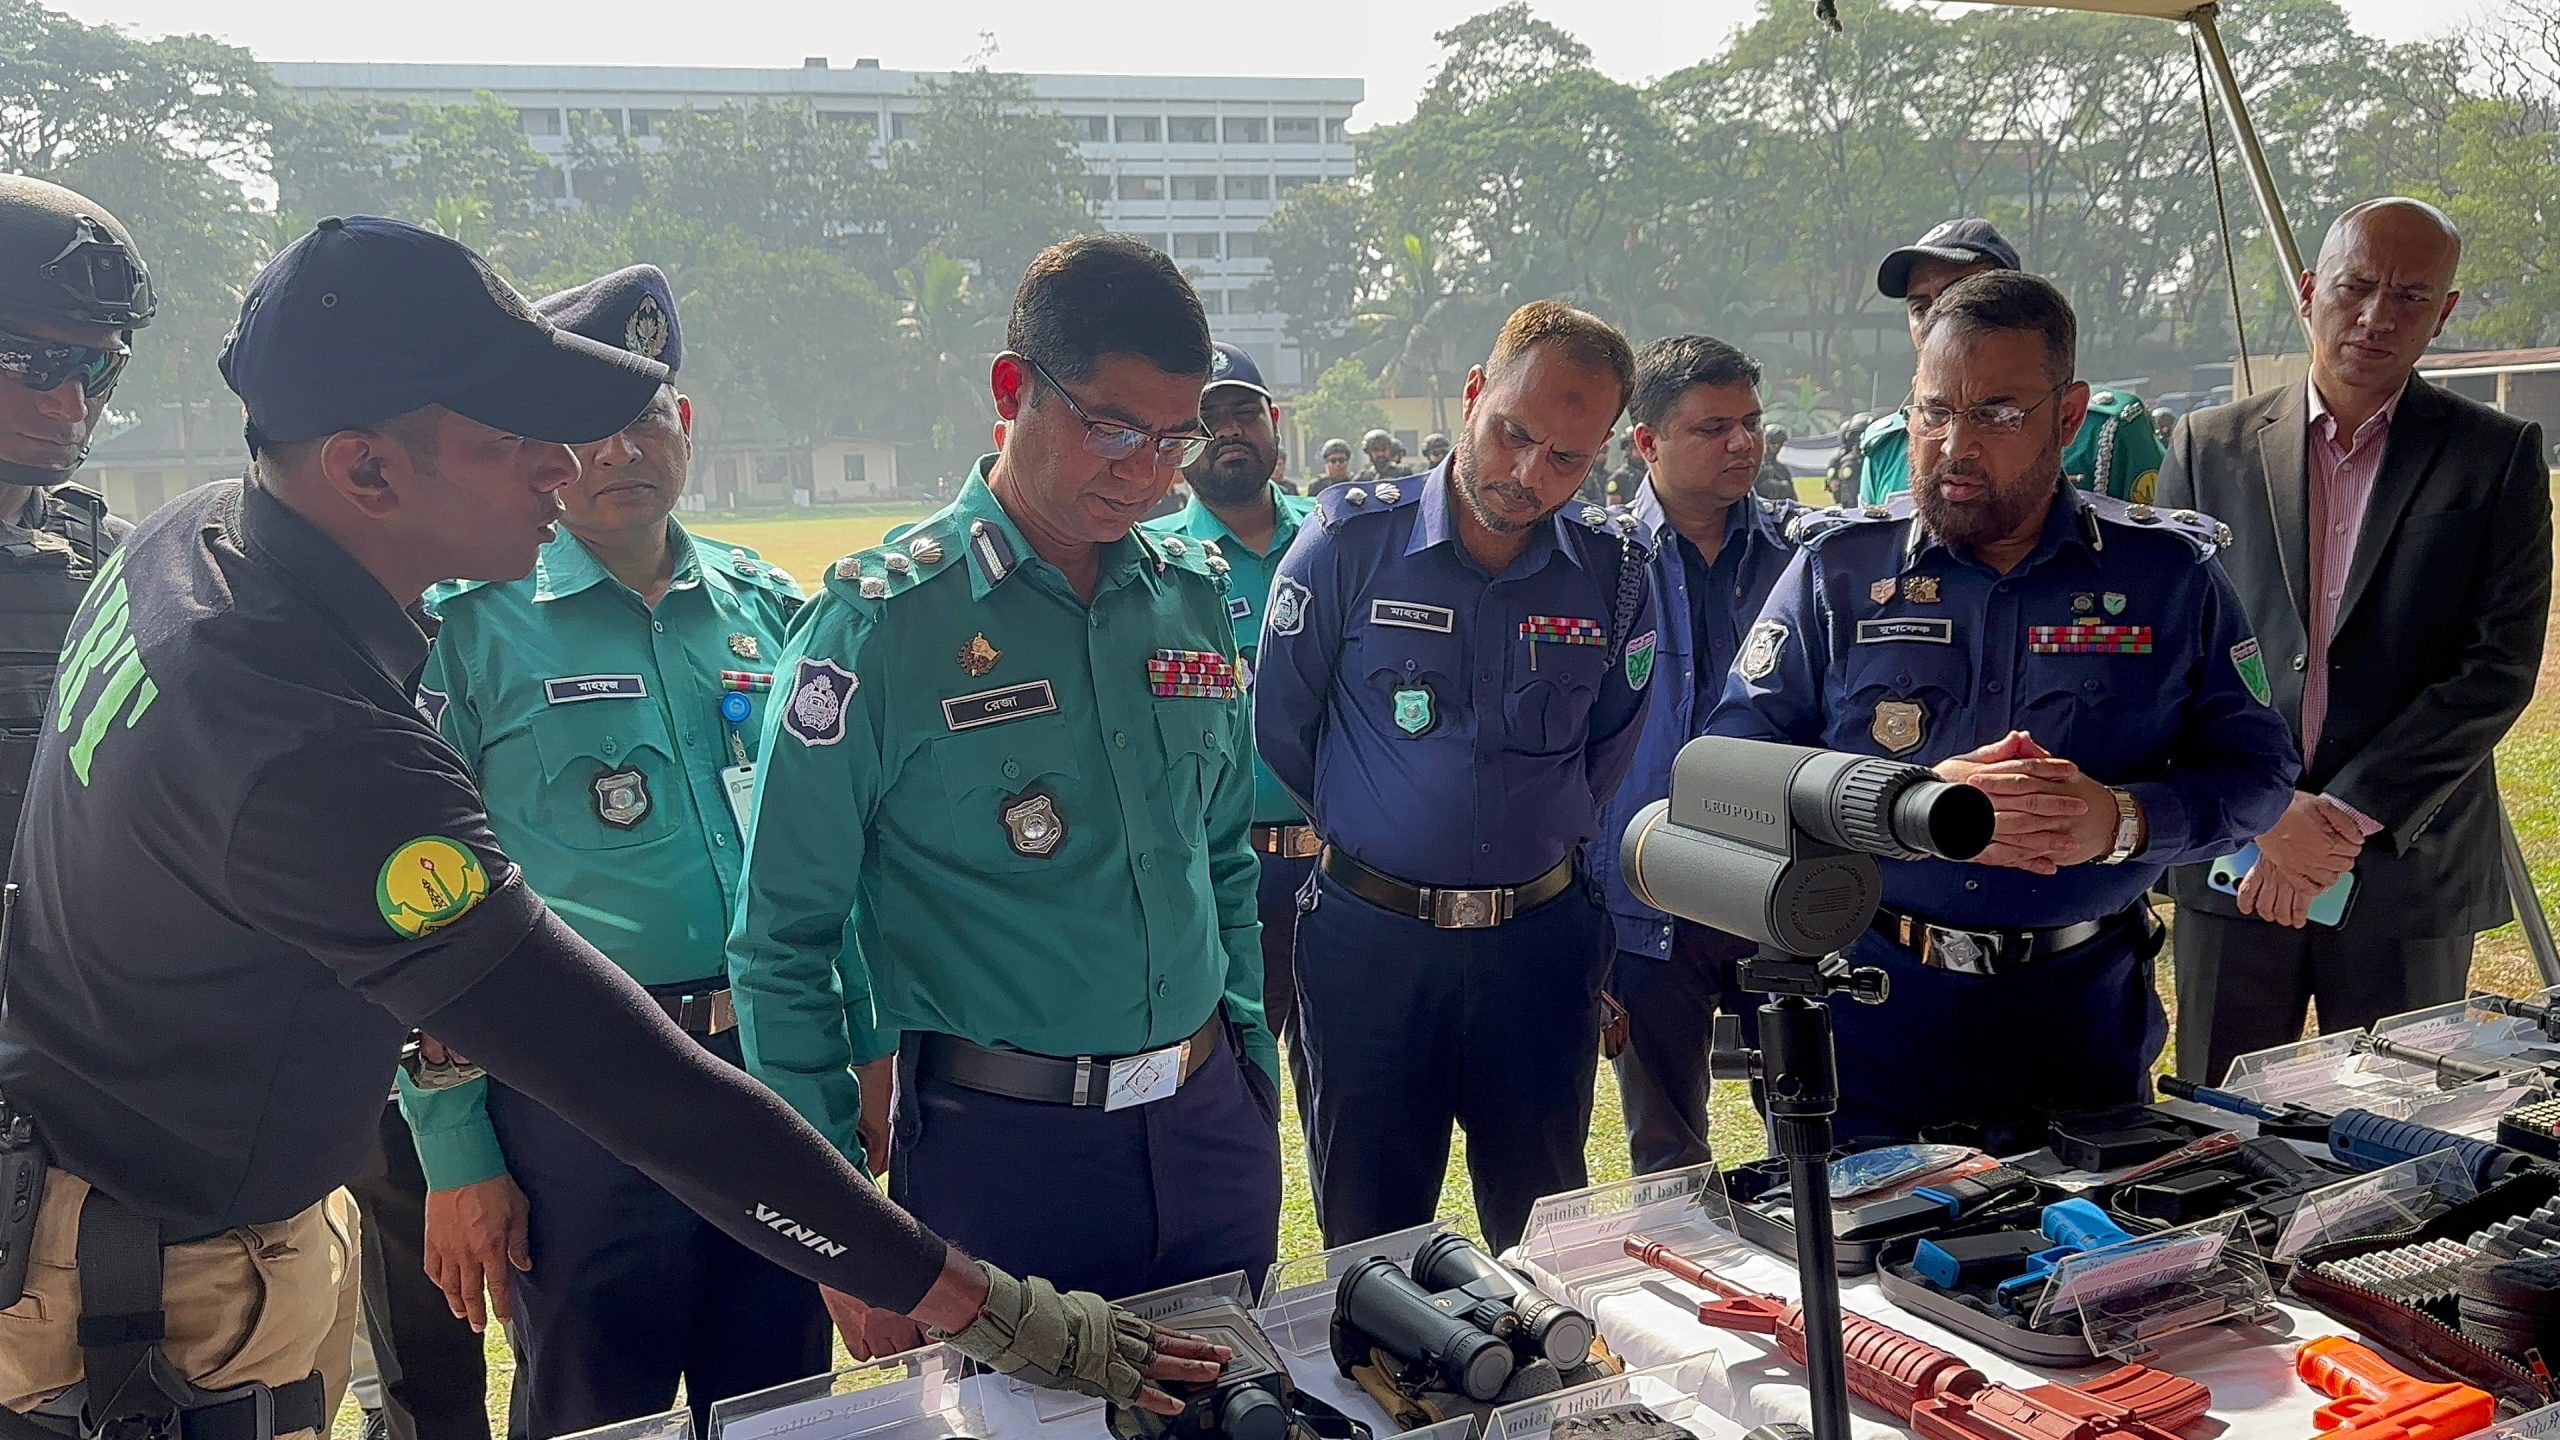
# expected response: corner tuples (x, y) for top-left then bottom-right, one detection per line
(1858, 219), (2165, 508)
(1256, 301), (1655, 1250)
(0, 175), (147, 876)
(1707, 271), (2296, 1143)
(728, 235), (1281, 1302)
(1145, 342), (1320, 1042)
(396, 267), (836, 1438)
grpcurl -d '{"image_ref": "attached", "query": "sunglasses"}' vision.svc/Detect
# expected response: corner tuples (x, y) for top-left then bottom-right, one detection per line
(0, 326), (129, 400)
(1015, 353), (1211, 468)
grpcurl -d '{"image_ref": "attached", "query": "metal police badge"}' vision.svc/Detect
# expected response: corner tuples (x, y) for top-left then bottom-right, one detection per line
(593, 768), (651, 828)
(1268, 574), (1310, 638)
(1001, 790), (1066, 858)
(1624, 630), (1658, 691)
(377, 836), (490, 940)
(1738, 620), (1787, 683)
(2231, 637), (2273, 706)
(728, 633), (761, 661)
(1905, 576), (1942, 604)
(958, 633), (1001, 678)
(1392, 684), (1436, 736)
(625, 293), (671, 360)
(784, 657), (859, 746)
(1872, 700), (1926, 755)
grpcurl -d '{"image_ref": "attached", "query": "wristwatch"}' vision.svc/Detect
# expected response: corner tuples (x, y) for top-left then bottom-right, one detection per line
(2098, 788), (2143, 865)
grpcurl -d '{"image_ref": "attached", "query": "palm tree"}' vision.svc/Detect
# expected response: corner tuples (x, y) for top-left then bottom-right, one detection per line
(895, 249), (1002, 468)
(1354, 233), (1467, 431)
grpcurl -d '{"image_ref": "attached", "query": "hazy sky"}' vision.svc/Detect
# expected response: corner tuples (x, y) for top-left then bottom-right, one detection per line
(58, 0), (2492, 128)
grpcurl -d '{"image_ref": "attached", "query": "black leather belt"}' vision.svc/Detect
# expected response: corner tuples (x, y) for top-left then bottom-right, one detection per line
(1320, 847), (1576, 929)
(1250, 822), (1323, 858)
(1871, 904), (2141, 977)
(646, 981), (735, 1036)
(914, 1012), (1223, 1109)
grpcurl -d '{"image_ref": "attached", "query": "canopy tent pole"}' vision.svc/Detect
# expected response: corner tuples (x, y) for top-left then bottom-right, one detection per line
(2187, 5), (2308, 298)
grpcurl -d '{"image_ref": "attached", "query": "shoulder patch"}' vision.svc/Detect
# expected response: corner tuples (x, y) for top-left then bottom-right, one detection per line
(1314, 476), (1422, 530)
(2085, 493), (2229, 561)
(698, 535), (803, 599)
(827, 524), (962, 603)
(1757, 496), (1810, 543)
(1787, 500), (1908, 548)
(1140, 527), (1231, 590)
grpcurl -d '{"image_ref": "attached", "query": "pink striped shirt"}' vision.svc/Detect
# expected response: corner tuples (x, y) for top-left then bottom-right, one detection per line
(2302, 378), (2398, 835)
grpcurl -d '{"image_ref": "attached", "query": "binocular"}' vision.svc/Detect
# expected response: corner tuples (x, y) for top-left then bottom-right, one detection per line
(1330, 1233), (1598, 1402)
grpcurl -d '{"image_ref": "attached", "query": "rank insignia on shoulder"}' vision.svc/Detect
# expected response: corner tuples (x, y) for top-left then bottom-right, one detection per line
(728, 632), (761, 661)
(1872, 699), (1925, 755)
(1002, 790), (1066, 858)
(959, 633), (1001, 678)
(593, 768), (651, 828)
(1375, 482), (1402, 504)
(1147, 648), (1239, 699)
(909, 535), (945, 565)
(784, 658), (858, 746)
(2028, 624), (2153, 654)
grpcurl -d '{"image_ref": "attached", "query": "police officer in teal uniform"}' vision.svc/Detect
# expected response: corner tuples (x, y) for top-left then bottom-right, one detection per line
(1145, 341), (1320, 1039)
(399, 267), (829, 1438)
(1860, 220), (2165, 507)
(728, 236), (1281, 1305)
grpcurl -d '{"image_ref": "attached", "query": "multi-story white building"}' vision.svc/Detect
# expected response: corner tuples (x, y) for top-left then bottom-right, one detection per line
(270, 59), (1363, 388)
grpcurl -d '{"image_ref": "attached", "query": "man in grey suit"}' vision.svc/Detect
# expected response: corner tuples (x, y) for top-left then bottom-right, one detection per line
(2162, 198), (2553, 1084)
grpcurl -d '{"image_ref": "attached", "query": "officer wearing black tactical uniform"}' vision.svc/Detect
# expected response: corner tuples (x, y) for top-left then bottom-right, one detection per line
(0, 176), (146, 876)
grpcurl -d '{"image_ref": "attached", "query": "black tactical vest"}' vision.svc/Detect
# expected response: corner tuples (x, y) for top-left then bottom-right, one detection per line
(0, 484), (117, 878)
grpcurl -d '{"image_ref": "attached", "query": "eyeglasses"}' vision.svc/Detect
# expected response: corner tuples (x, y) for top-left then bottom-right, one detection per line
(1905, 383), (2071, 441)
(1016, 353), (1211, 467)
(0, 325), (129, 400)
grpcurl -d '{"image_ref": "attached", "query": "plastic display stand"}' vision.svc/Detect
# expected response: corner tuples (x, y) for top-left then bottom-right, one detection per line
(2271, 1150), (2482, 1263)
(2219, 1031), (2516, 1132)
(556, 1409), (694, 1440)
(2026, 1211), (2279, 1360)
(709, 1346), (982, 1440)
(2371, 991), (2560, 1069)
(1479, 1359), (1748, 1440)
(1261, 1220), (1455, 1359)
(1513, 1164), (1747, 1314)
(2479, 1400), (2560, 1440)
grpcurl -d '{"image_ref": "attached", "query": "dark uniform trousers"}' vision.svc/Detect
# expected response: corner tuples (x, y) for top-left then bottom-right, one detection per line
(1607, 922), (1756, 1176)
(349, 1102), (519, 1440)
(1291, 869), (1612, 1253)
(1256, 852), (1317, 1041)
(1827, 915), (2167, 1148)
(889, 1021), (1283, 1300)
(483, 1028), (829, 1440)
(2172, 910), (2475, 1085)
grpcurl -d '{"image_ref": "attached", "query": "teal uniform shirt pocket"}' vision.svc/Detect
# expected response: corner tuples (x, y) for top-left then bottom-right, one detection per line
(1153, 700), (1238, 846)
(528, 703), (684, 849)
(929, 717), (1086, 873)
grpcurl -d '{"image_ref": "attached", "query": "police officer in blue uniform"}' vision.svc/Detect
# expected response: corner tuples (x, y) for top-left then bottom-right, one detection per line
(1256, 301), (1655, 1250)
(1587, 336), (1799, 1176)
(1706, 272), (2297, 1143)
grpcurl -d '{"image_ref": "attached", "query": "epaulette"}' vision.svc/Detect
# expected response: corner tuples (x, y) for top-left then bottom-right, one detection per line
(1757, 495), (1810, 541)
(1312, 475), (1423, 530)
(1566, 499), (1652, 557)
(2086, 387), (2147, 421)
(2086, 493), (2229, 562)
(699, 537), (802, 599)
(422, 576), (499, 613)
(1134, 526), (1232, 591)
(1786, 499), (1909, 548)
(826, 520), (964, 604)
(1859, 409), (1909, 453)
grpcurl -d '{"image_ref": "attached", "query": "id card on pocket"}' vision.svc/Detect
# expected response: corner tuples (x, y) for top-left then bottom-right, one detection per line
(722, 763), (756, 835)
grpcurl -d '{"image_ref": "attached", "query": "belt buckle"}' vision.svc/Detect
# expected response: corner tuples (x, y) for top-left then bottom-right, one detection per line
(1923, 925), (2000, 976)
(1283, 826), (1322, 859)
(1102, 1042), (1189, 1111)
(1429, 887), (1503, 929)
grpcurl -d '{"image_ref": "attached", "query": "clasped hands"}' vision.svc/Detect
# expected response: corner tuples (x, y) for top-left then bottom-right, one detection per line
(2237, 791), (2363, 929)
(1932, 730), (2123, 873)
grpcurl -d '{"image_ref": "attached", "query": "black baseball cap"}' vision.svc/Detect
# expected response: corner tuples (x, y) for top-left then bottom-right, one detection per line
(1876, 218), (2022, 300)
(220, 216), (668, 448)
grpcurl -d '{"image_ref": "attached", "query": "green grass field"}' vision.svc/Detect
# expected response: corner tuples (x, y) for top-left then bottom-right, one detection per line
(338, 496), (2560, 1437)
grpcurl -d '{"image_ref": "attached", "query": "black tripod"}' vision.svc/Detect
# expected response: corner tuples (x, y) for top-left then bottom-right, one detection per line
(1709, 947), (1887, 1440)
